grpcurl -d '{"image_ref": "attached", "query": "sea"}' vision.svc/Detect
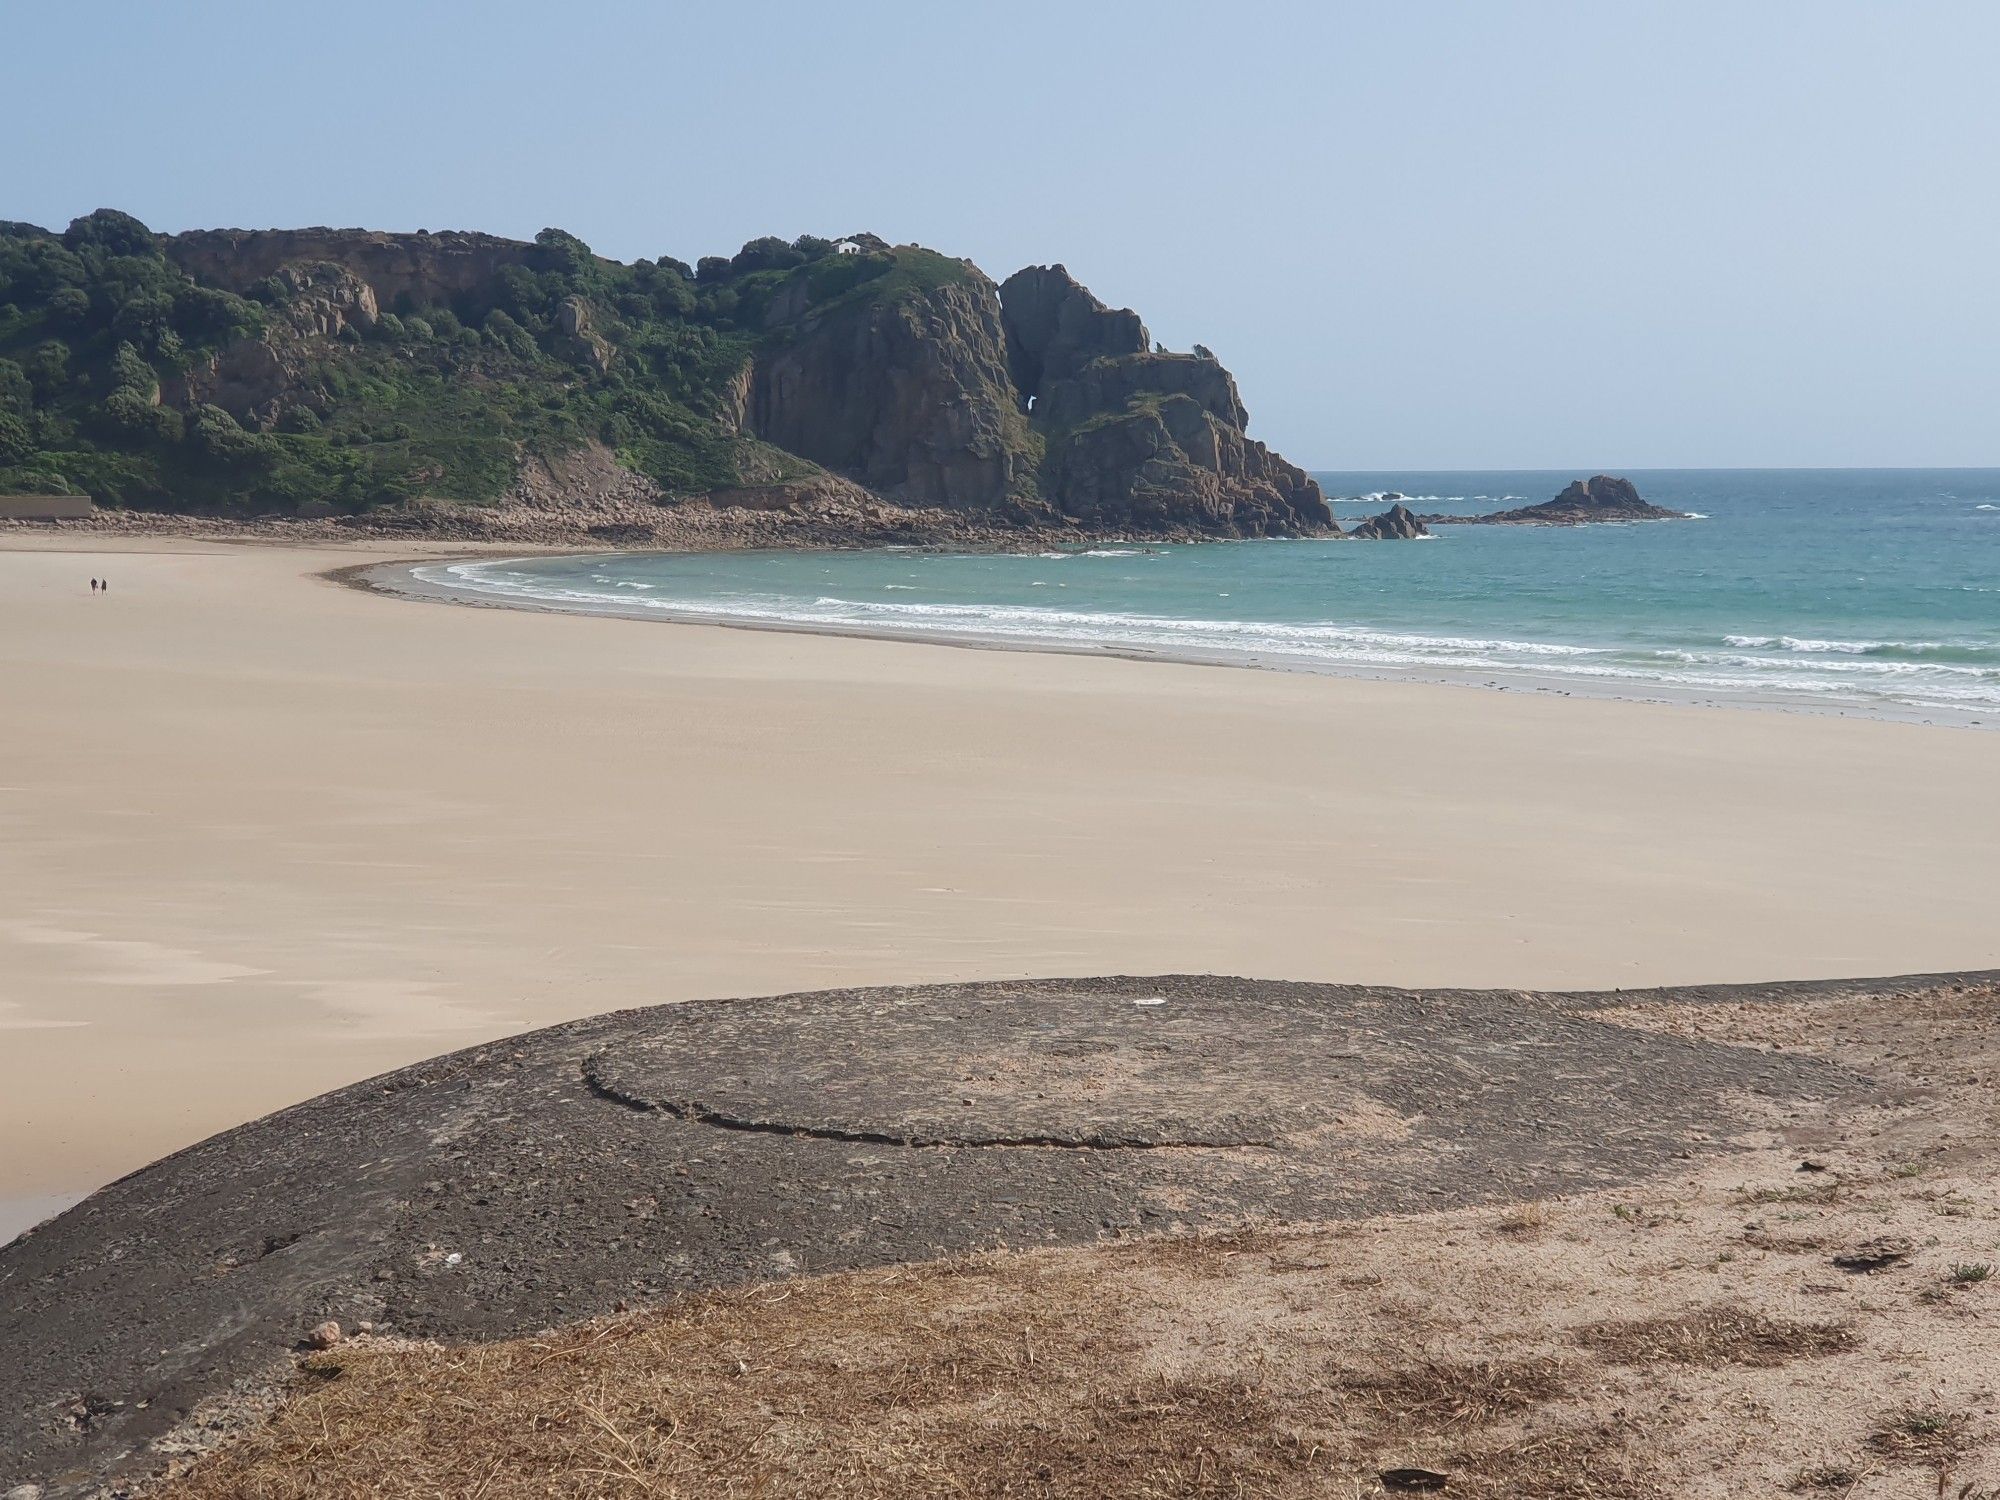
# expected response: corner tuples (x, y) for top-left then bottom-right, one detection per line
(411, 470), (2000, 726)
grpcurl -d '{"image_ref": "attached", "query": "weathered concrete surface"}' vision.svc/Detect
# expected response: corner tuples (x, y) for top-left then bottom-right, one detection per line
(1, 970), (1959, 1494)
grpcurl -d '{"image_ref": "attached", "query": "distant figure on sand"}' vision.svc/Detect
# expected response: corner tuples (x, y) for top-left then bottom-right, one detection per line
(90, 578), (98, 593)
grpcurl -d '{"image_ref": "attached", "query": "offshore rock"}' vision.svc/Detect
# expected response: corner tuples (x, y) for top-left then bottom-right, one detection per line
(1432, 475), (1687, 526)
(1349, 502), (1428, 540)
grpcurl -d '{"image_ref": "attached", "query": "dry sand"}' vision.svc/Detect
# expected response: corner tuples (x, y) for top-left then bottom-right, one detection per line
(3, 535), (1997, 1228)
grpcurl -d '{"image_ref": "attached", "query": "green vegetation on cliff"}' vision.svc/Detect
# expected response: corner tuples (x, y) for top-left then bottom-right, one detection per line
(0, 212), (1330, 536)
(0, 214), (923, 514)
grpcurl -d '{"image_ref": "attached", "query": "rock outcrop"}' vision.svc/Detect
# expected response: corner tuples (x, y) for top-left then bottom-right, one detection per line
(555, 296), (614, 374)
(162, 338), (300, 427)
(745, 257), (1331, 535)
(1000, 265), (1334, 537)
(270, 262), (380, 338)
(167, 227), (543, 312)
(997, 264), (1148, 401)
(747, 266), (1038, 511)
(1431, 475), (1687, 526)
(1348, 502), (1428, 540)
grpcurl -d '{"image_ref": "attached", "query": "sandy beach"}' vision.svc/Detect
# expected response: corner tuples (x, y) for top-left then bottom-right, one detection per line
(4, 534), (1998, 1231)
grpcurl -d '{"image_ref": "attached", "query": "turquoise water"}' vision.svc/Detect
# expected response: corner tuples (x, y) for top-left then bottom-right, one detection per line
(414, 470), (2000, 724)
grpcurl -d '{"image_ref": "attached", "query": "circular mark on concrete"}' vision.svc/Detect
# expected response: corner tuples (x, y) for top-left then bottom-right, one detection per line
(585, 987), (1371, 1147)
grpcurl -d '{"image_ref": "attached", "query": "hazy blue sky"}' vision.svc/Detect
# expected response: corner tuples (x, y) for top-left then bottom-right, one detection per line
(9, 1), (1996, 467)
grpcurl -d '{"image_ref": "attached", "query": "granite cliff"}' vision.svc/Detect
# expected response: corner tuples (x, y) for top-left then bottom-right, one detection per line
(0, 212), (1333, 540)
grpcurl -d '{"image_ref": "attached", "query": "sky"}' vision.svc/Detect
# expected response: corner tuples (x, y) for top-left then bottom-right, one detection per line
(7, 0), (1997, 469)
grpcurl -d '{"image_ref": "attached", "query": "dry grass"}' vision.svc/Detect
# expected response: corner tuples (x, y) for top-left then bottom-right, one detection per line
(154, 1240), (1665, 1500)
(1492, 1199), (1552, 1236)
(1867, 1403), (1974, 1467)
(1347, 1356), (1568, 1428)
(1786, 1460), (1865, 1491)
(1574, 1306), (1859, 1369)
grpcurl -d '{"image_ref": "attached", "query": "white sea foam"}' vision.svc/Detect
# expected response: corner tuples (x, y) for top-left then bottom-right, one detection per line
(410, 557), (2000, 720)
(1723, 634), (1967, 657)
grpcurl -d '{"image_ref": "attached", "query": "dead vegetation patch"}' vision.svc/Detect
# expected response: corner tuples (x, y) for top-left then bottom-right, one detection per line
(1574, 1306), (1859, 1369)
(1347, 1356), (1568, 1429)
(1786, 1459), (1865, 1491)
(153, 1238), (1668, 1500)
(155, 1255), (1332, 1500)
(1867, 1402), (1975, 1467)
(1492, 1199), (1552, 1236)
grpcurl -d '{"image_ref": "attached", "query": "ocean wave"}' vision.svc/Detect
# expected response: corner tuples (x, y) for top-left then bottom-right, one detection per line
(1978, 503), (1998, 511)
(411, 559), (2000, 718)
(1720, 634), (1992, 660)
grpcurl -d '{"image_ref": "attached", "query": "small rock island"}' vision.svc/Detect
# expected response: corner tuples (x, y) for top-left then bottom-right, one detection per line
(1347, 502), (1430, 540)
(1427, 475), (1690, 526)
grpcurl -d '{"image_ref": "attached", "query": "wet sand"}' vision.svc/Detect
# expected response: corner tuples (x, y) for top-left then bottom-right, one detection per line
(3, 534), (1997, 1222)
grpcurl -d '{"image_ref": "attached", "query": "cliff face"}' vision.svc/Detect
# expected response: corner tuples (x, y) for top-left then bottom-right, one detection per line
(997, 263), (1149, 399)
(167, 228), (543, 312)
(748, 266), (1036, 511)
(743, 257), (1329, 534)
(1001, 266), (1332, 537)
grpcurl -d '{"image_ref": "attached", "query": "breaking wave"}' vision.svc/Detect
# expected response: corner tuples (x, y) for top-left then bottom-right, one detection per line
(410, 556), (2000, 720)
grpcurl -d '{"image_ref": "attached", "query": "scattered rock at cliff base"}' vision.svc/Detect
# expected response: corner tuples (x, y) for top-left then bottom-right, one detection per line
(1349, 502), (1429, 540)
(1428, 475), (1689, 526)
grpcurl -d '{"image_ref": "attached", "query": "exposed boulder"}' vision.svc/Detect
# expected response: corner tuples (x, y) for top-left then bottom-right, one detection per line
(162, 338), (300, 428)
(555, 296), (614, 374)
(1431, 475), (1687, 526)
(1349, 502), (1428, 540)
(271, 262), (379, 339)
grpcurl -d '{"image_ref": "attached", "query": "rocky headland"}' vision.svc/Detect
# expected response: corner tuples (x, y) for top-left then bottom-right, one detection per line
(1425, 474), (1689, 526)
(0, 213), (1336, 544)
